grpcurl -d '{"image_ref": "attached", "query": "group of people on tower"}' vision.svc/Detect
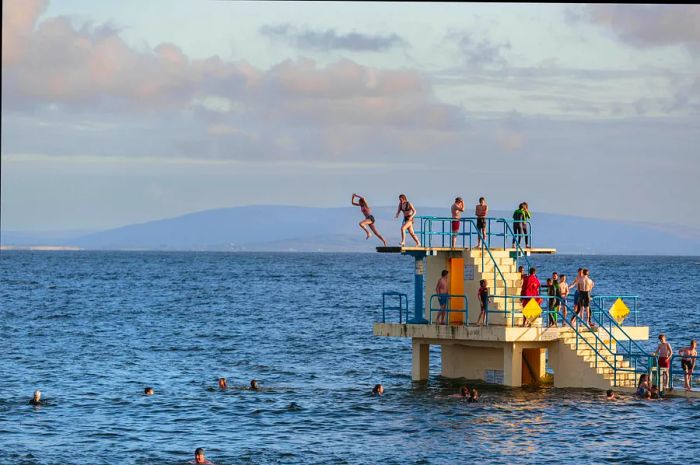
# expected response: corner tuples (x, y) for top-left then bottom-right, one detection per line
(351, 193), (531, 248)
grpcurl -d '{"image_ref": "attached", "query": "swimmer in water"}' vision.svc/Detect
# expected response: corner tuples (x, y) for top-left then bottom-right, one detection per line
(372, 384), (384, 396)
(468, 388), (479, 403)
(144, 387), (154, 396)
(193, 447), (213, 465)
(606, 389), (615, 400)
(29, 390), (42, 406)
(250, 379), (260, 391)
(218, 378), (228, 390)
(460, 386), (470, 398)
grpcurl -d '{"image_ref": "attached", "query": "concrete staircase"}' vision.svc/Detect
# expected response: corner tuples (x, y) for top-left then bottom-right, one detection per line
(556, 328), (637, 389)
(464, 248), (527, 326)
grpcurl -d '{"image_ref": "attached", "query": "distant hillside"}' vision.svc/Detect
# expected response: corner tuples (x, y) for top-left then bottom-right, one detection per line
(3, 206), (700, 255)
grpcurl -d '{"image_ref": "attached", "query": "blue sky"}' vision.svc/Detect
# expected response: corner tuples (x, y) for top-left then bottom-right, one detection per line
(2, 1), (699, 231)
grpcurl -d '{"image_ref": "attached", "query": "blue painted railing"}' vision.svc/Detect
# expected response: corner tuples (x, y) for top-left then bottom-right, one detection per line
(591, 295), (641, 327)
(381, 292), (408, 323)
(669, 354), (698, 391)
(415, 216), (532, 250)
(428, 294), (469, 325)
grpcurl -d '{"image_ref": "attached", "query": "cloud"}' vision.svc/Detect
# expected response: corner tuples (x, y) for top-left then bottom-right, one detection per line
(446, 31), (511, 69)
(2, 0), (48, 65)
(584, 5), (700, 55)
(259, 24), (407, 52)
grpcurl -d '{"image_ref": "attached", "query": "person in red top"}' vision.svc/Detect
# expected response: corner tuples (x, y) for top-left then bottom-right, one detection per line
(520, 267), (542, 327)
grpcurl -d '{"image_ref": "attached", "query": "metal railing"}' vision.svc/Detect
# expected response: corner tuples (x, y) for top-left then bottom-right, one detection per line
(381, 292), (408, 323)
(669, 354), (698, 391)
(591, 295), (641, 326)
(415, 216), (531, 250)
(428, 294), (469, 325)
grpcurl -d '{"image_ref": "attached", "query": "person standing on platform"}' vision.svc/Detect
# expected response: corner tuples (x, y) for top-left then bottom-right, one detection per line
(351, 193), (387, 246)
(475, 197), (489, 248)
(477, 279), (489, 326)
(512, 203), (526, 248)
(450, 197), (464, 248)
(395, 194), (421, 247)
(435, 270), (449, 325)
(521, 202), (532, 248)
(576, 269), (595, 327)
(655, 334), (673, 391)
(679, 340), (697, 391)
(569, 268), (584, 322)
(559, 274), (569, 323)
(520, 267), (542, 327)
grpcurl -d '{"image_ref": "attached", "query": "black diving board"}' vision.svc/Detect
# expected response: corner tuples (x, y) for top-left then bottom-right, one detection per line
(377, 246), (557, 254)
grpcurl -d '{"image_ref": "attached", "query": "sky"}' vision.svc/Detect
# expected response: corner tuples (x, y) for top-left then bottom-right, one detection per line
(2, 1), (699, 232)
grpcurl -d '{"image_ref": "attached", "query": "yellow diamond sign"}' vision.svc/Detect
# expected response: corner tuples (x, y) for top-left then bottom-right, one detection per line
(522, 298), (542, 320)
(609, 298), (630, 324)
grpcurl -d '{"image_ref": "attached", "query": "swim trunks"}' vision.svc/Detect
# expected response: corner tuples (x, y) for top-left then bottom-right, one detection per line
(477, 217), (486, 230)
(452, 220), (460, 232)
(658, 356), (670, 369)
(577, 291), (590, 307)
(403, 216), (412, 225)
(438, 295), (448, 306)
(681, 359), (693, 372)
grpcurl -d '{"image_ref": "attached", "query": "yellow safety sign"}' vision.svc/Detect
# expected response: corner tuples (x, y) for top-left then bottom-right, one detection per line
(522, 298), (542, 321)
(609, 298), (630, 324)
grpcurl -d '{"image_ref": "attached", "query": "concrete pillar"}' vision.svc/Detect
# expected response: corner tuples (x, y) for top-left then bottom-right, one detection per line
(412, 340), (430, 381)
(503, 343), (523, 387)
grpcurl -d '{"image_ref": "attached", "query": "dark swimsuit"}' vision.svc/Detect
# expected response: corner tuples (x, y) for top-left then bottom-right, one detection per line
(365, 214), (375, 225)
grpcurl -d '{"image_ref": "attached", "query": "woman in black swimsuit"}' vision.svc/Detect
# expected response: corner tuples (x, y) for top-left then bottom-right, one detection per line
(352, 194), (387, 246)
(394, 194), (421, 247)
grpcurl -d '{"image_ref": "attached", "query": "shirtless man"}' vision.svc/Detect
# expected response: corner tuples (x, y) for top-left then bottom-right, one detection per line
(435, 270), (449, 325)
(475, 197), (488, 248)
(29, 390), (42, 406)
(352, 193), (387, 246)
(678, 340), (697, 391)
(656, 334), (673, 391)
(395, 194), (421, 247)
(575, 269), (595, 327)
(451, 197), (464, 248)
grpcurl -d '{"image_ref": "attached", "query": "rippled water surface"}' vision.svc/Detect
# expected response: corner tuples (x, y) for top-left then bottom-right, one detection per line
(1, 251), (699, 464)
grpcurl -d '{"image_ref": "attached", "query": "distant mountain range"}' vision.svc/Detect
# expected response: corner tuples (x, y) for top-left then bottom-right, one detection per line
(3, 206), (700, 255)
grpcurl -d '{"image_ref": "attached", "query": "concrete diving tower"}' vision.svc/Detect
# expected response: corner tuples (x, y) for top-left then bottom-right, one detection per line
(374, 216), (651, 391)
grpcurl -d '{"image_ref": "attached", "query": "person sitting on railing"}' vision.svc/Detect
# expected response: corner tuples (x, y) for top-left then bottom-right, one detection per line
(679, 340), (697, 391)
(395, 194), (421, 247)
(655, 334), (673, 391)
(477, 279), (488, 326)
(435, 270), (449, 325)
(520, 267), (542, 327)
(351, 193), (387, 247)
(475, 197), (488, 248)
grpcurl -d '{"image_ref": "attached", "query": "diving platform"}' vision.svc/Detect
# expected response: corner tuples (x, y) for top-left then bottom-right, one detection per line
(377, 246), (557, 255)
(372, 215), (692, 394)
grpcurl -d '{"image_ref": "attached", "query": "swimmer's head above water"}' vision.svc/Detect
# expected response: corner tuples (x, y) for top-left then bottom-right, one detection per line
(194, 448), (207, 464)
(144, 387), (154, 396)
(460, 386), (469, 397)
(372, 384), (384, 396)
(250, 379), (260, 391)
(29, 390), (42, 405)
(218, 378), (227, 390)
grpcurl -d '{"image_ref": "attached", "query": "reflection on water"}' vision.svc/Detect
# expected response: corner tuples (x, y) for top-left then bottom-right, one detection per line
(1, 251), (699, 464)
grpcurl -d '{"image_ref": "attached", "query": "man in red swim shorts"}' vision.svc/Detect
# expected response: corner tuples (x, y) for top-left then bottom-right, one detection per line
(451, 197), (464, 248)
(656, 334), (673, 391)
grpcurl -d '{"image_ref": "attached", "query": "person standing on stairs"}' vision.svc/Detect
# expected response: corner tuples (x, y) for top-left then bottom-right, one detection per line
(559, 274), (569, 323)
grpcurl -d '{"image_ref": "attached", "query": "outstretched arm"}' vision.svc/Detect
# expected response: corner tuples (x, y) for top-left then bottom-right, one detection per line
(351, 193), (362, 206)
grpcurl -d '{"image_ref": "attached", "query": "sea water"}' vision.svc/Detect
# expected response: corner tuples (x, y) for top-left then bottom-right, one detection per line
(1, 251), (699, 465)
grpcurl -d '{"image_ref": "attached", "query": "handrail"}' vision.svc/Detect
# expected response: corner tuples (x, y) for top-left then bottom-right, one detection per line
(591, 295), (640, 326)
(497, 219), (533, 271)
(414, 216), (531, 250)
(428, 294), (469, 325)
(381, 292), (408, 323)
(669, 354), (698, 391)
